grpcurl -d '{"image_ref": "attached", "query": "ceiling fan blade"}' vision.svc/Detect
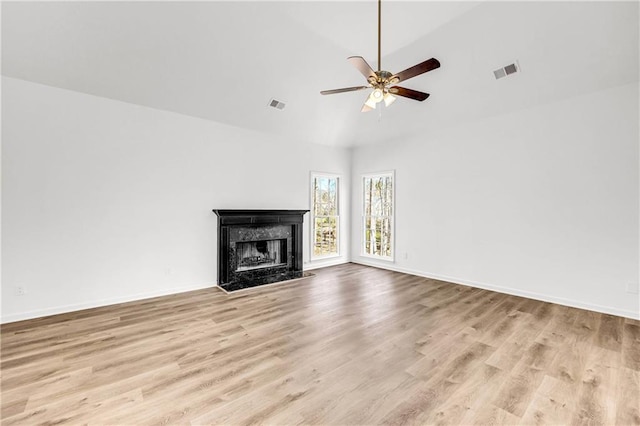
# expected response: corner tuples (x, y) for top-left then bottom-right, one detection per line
(390, 58), (440, 84)
(320, 86), (370, 95)
(388, 86), (430, 101)
(347, 56), (377, 81)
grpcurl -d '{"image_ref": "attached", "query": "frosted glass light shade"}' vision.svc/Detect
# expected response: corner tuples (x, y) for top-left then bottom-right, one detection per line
(364, 93), (378, 109)
(383, 93), (396, 107)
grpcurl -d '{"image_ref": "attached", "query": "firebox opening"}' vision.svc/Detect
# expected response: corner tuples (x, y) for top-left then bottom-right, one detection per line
(236, 239), (287, 272)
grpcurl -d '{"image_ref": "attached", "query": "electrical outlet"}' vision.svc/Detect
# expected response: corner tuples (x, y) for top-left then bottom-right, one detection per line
(403, 252), (409, 260)
(165, 268), (174, 276)
(16, 286), (26, 296)
(626, 283), (639, 294)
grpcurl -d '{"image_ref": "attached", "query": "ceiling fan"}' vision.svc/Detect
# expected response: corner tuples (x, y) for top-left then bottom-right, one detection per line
(320, 0), (440, 112)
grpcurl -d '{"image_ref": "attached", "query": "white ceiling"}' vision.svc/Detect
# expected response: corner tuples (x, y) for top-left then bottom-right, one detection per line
(2, 1), (638, 147)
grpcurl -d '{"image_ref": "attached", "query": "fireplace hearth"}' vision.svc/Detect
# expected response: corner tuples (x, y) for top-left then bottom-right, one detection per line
(213, 210), (309, 292)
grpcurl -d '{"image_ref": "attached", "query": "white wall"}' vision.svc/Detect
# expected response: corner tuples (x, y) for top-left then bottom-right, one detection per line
(1, 77), (351, 323)
(351, 82), (640, 319)
(3, 76), (638, 322)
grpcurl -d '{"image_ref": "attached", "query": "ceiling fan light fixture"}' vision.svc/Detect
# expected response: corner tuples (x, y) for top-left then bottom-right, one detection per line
(383, 92), (396, 107)
(319, 0), (440, 112)
(361, 104), (374, 112)
(364, 94), (378, 109)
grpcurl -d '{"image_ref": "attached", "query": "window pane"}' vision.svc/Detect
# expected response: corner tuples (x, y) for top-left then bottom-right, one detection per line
(364, 177), (372, 216)
(320, 178), (329, 203)
(362, 172), (393, 258)
(313, 178), (321, 215)
(363, 217), (392, 257)
(329, 179), (337, 199)
(313, 216), (338, 256)
(327, 178), (338, 215)
(311, 174), (340, 258)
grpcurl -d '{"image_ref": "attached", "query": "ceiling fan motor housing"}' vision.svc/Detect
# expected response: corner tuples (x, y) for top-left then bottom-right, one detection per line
(369, 70), (396, 87)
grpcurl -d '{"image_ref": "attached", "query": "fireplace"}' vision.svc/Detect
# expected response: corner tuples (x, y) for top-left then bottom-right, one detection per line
(212, 210), (309, 292)
(236, 239), (286, 271)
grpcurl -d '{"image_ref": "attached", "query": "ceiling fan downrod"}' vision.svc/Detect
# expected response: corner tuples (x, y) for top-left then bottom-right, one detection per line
(377, 0), (381, 72)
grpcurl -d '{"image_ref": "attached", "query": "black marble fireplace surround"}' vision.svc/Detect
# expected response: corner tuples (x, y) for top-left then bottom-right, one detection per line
(212, 209), (309, 292)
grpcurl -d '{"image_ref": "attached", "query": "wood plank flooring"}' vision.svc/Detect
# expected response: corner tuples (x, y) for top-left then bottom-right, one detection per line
(2, 263), (639, 425)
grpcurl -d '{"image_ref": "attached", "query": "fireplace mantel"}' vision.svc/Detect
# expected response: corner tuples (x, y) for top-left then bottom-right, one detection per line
(213, 210), (310, 225)
(212, 209), (309, 291)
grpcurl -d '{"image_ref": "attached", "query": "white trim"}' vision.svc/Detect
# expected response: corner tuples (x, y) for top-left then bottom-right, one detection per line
(361, 170), (395, 261)
(360, 252), (394, 262)
(304, 257), (348, 270)
(310, 253), (342, 261)
(309, 171), (341, 260)
(1, 281), (217, 324)
(352, 259), (640, 320)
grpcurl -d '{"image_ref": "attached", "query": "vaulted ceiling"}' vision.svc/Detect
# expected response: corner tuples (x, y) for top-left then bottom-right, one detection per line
(2, 1), (638, 147)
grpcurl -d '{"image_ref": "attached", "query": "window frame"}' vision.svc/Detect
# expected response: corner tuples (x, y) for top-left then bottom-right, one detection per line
(361, 170), (395, 262)
(310, 171), (341, 260)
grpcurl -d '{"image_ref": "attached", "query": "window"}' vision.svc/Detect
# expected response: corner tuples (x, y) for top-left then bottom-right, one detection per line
(311, 173), (340, 258)
(362, 171), (394, 259)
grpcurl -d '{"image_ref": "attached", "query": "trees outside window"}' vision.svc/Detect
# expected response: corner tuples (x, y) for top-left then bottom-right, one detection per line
(311, 173), (339, 258)
(363, 171), (394, 259)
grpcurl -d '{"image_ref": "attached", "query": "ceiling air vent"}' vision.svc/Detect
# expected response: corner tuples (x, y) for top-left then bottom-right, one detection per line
(493, 61), (520, 80)
(268, 99), (286, 110)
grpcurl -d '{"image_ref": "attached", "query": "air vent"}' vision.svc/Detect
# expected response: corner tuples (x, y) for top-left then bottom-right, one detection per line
(268, 99), (286, 110)
(493, 61), (520, 80)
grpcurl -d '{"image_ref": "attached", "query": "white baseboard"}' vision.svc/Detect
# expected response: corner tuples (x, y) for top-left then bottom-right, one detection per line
(352, 259), (640, 320)
(5, 262), (636, 323)
(304, 257), (349, 271)
(1, 282), (217, 324)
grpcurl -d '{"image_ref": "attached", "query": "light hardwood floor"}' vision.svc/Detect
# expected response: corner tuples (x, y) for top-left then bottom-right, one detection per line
(2, 263), (639, 425)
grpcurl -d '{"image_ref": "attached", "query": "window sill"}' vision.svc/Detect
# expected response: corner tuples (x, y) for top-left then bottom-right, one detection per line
(360, 253), (395, 262)
(310, 253), (341, 261)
